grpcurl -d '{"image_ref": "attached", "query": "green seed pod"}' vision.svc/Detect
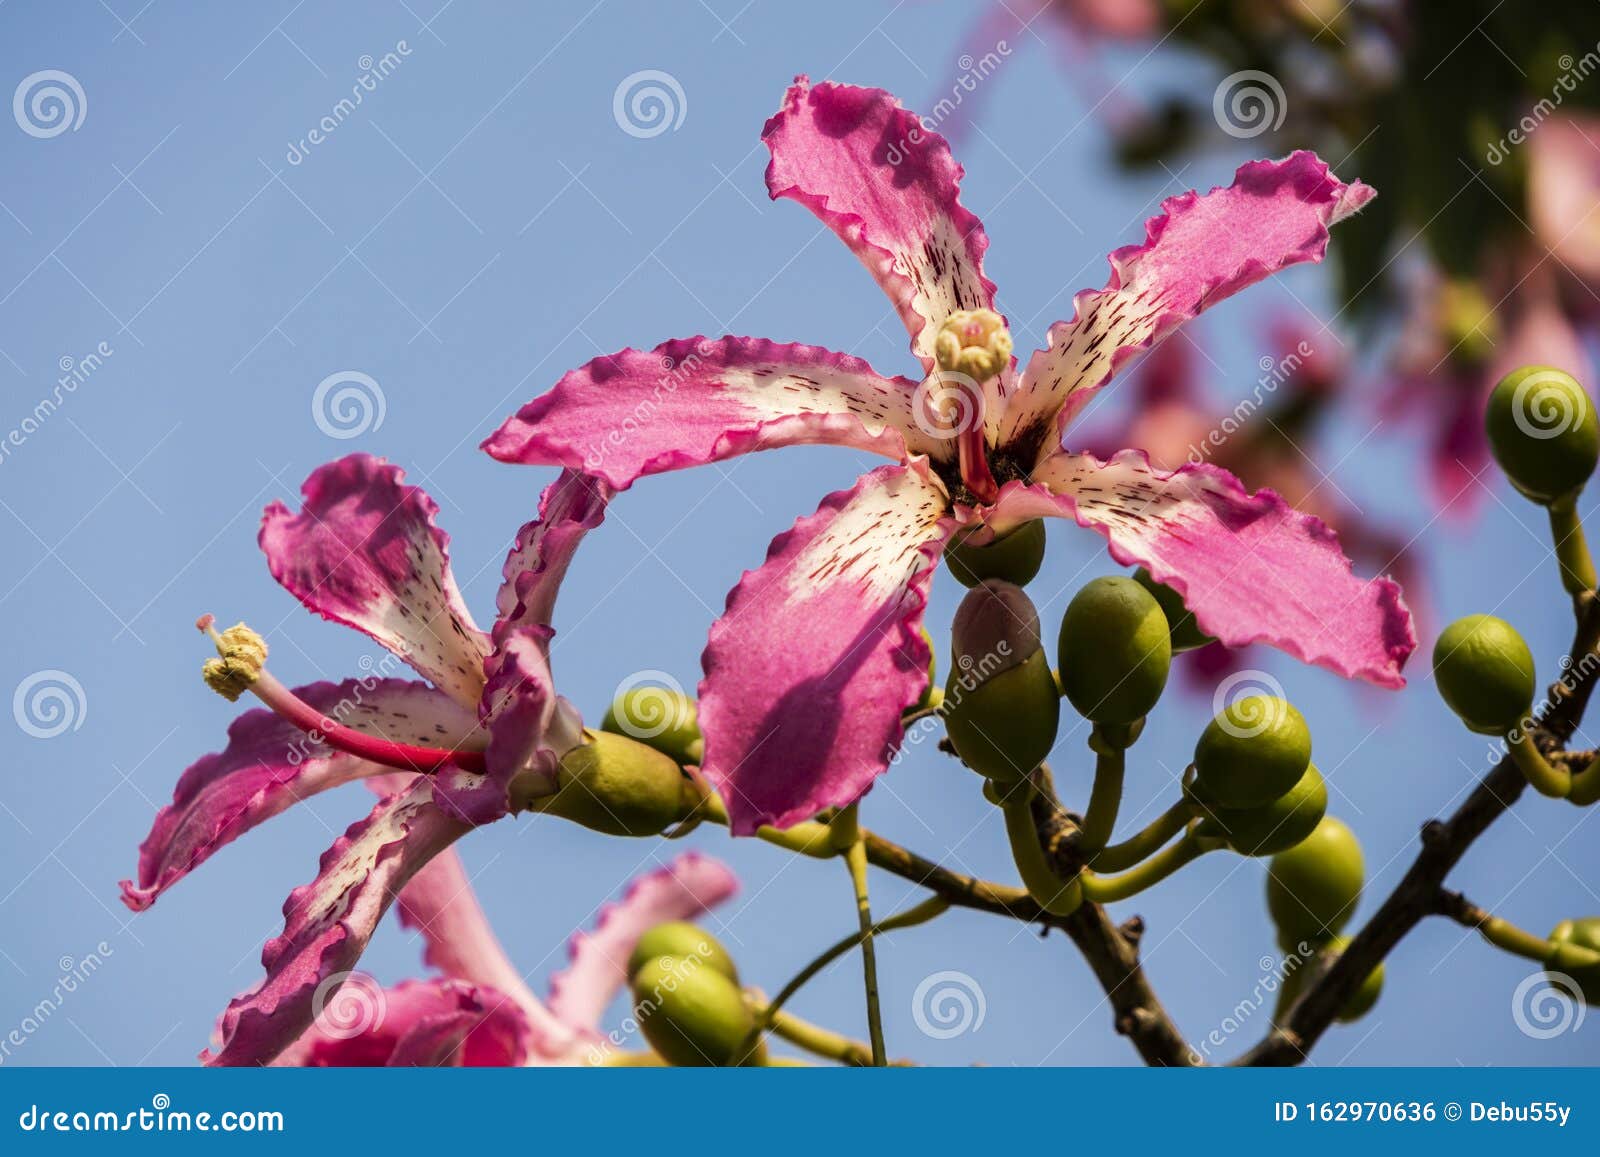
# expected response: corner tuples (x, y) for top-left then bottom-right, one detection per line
(1266, 816), (1364, 945)
(542, 730), (697, 837)
(1199, 763), (1327, 857)
(1057, 576), (1172, 725)
(601, 684), (702, 766)
(1192, 696), (1312, 809)
(1432, 614), (1536, 735)
(1277, 936), (1383, 1023)
(944, 582), (1059, 783)
(630, 955), (761, 1066)
(1547, 918), (1600, 1005)
(1485, 366), (1600, 504)
(1133, 568), (1217, 653)
(944, 520), (1046, 588)
(626, 922), (739, 985)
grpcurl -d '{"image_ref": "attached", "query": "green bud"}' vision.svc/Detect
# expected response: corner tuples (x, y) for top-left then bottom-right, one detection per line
(1199, 763), (1327, 857)
(944, 581), (1058, 783)
(1133, 568), (1217, 653)
(1432, 614), (1536, 735)
(541, 730), (698, 837)
(1486, 366), (1599, 504)
(944, 520), (1046, 588)
(1192, 696), (1312, 809)
(601, 684), (702, 766)
(630, 955), (761, 1066)
(1547, 918), (1600, 1005)
(1057, 576), (1172, 725)
(626, 922), (739, 986)
(1266, 816), (1364, 945)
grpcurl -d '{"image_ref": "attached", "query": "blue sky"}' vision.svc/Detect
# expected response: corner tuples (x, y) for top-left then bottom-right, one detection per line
(0, 0), (1596, 1067)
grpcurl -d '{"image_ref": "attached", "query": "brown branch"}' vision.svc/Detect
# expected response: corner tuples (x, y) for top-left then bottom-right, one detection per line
(1234, 591), (1600, 1066)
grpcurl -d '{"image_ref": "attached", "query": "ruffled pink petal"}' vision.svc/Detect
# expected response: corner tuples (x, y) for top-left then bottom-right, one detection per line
(699, 461), (952, 833)
(483, 337), (939, 491)
(203, 778), (472, 1067)
(547, 852), (739, 1033)
(763, 76), (999, 370)
(120, 680), (479, 912)
(260, 455), (491, 707)
(989, 451), (1415, 687)
(1530, 114), (1600, 286)
(270, 978), (536, 1067)
(495, 469), (611, 635)
(1002, 152), (1373, 458)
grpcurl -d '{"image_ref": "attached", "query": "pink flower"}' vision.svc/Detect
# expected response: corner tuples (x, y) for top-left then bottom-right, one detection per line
(120, 455), (610, 1065)
(485, 78), (1416, 835)
(269, 850), (738, 1067)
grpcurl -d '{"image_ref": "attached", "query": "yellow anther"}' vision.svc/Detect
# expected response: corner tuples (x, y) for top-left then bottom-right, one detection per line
(933, 309), (1013, 383)
(200, 621), (268, 702)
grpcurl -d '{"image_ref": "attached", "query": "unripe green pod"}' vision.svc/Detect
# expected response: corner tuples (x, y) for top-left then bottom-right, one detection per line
(916, 625), (937, 710)
(1057, 576), (1172, 724)
(542, 730), (697, 837)
(1266, 816), (1364, 945)
(1192, 696), (1312, 809)
(630, 955), (761, 1066)
(1199, 763), (1327, 857)
(1280, 936), (1383, 1022)
(944, 582), (1060, 783)
(1485, 366), (1600, 504)
(601, 685), (702, 766)
(626, 922), (739, 985)
(1547, 918), (1600, 1005)
(1133, 568), (1217, 653)
(1432, 614), (1536, 735)
(944, 520), (1046, 588)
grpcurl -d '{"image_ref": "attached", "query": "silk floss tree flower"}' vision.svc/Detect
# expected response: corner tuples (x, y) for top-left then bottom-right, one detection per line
(120, 454), (702, 1064)
(484, 76), (1418, 836)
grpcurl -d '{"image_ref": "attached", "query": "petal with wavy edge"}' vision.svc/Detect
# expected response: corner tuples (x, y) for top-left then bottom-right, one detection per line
(483, 337), (942, 492)
(202, 778), (472, 1067)
(495, 469), (611, 635)
(120, 680), (479, 912)
(763, 76), (998, 370)
(547, 852), (740, 1034)
(1000, 153), (1373, 458)
(987, 451), (1415, 687)
(260, 454), (491, 707)
(699, 461), (951, 834)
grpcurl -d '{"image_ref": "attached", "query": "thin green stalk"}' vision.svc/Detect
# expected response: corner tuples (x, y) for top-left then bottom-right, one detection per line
(1080, 833), (1212, 904)
(834, 805), (887, 1066)
(1506, 727), (1572, 798)
(1549, 496), (1598, 596)
(765, 1009), (883, 1067)
(1079, 741), (1126, 857)
(1478, 914), (1559, 963)
(1090, 798), (1196, 872)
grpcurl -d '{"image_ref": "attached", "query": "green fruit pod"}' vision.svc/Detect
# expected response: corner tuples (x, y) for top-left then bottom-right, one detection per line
(1432, 615), (1535, 735)
(1057, 576), (1172, 724)
(1547, 918), (1600, 1006)
(601, 682), (702, 766)
(1200, 763), (1328, 857)
(1192, 694), (1312, 809)
(626, 922), (739, 986)
(945, 582), (1060, 783)
(1133, 568), (1217, 653)
(1485, 365), (1600, 504)
(945, 520), (1047, 588)
(630, 955), (760, 1066)
(1266, 816), (1364, 945)
(1277, 936), (1383, 1023)
(543, 730), (697, 837)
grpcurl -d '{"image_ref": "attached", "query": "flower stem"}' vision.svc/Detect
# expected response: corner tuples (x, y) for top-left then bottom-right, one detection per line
(1549, 496), (1597, 596)
(1079, 737), (1125, 858)
(1080, 833), (1212, 904)
(1506, 726), (1572, 798)
(833, 804), (887, 1066)
(1090, 798), (1197, 872)
(1477, 914), (1558, 963)
(998, 781), (1083, 916)
(763, 1008), (886, 1067)
(693, 788), (837, 857)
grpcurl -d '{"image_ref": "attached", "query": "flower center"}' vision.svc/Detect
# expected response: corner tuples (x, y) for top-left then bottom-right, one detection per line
(932, 309), (1011, 504)
(197, 614), (487, 774)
